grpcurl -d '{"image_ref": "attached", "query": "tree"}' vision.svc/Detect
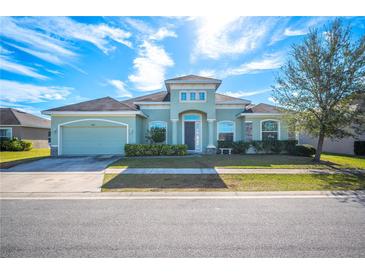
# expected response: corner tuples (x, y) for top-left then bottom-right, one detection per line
(272, 19), (365, 162)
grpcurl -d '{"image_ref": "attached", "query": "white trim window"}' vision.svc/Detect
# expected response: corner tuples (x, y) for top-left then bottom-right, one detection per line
(261, 120), (280, 141)
(180, 92), (187, 101)
(0, 128), (12, 139)
(149, 121), (168, 144)
(244, 121), (253, 141)
(217, 121), (235, 142)
(179, 91), (206, 102)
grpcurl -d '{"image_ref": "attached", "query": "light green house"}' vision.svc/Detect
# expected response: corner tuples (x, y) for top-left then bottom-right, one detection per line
(43, 75), (294, 156)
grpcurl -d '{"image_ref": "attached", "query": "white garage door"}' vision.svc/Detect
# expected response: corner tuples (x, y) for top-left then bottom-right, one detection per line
(61, 126), (127, 155)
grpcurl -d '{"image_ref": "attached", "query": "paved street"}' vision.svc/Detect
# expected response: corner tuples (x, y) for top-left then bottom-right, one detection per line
(1, 195), (365, 257)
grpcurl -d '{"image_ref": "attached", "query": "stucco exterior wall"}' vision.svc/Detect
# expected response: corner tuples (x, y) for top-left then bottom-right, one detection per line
(244, 116), (289, 141)
(299, 132), (365, 155)
(141, 108), (171, 144)
(169, 88), (217, 120)
(216, 109), (245, 144)
(6, 126), (49, 148)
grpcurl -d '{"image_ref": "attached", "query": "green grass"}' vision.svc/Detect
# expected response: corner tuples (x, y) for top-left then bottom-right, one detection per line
(109, 153), (365, 170)
(0, 148), (50, 163)
(103, 173), (365, 192)
(109, 154), (328, 169)
(321, 153), (365, 169)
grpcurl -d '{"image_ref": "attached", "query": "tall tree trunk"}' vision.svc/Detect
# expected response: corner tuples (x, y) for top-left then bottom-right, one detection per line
(314, 130), (325, 162)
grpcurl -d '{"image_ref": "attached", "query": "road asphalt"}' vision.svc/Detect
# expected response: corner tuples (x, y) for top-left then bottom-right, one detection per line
(1, 194), (365, 257)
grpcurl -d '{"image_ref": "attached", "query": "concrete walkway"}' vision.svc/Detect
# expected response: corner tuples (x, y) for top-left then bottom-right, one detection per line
(105, 167), (365, 175)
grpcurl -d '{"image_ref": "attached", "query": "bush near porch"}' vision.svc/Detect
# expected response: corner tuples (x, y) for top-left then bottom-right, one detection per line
(125, 144), (188, 156)
(218, 140), (298, 154)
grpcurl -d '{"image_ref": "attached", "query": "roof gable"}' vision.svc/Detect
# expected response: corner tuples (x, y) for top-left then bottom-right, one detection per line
(165, 74), (222, 91)
(165, 74), (221, 82)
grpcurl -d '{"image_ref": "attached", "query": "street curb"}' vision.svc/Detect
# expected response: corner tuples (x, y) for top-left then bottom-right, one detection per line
(1, 190), (364, 199)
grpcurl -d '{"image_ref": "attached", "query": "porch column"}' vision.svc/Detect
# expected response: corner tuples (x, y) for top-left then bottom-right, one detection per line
(207, 119), (216, 148)
(171, 119), (178, 145)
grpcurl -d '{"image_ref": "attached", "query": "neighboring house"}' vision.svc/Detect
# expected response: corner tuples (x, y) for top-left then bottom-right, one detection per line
(0, 108), (51, 148)
(43, 75), (295, 156)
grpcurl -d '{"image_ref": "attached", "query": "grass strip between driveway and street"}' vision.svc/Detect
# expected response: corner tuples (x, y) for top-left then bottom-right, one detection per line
(108, 153), (365, 170)
(103, 173), (365, 192)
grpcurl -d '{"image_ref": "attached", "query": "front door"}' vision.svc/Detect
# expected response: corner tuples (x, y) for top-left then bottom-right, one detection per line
(184, 121), (195, 150)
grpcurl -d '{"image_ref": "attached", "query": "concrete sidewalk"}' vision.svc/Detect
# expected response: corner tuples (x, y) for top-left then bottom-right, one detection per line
(105, 167), (363, 175)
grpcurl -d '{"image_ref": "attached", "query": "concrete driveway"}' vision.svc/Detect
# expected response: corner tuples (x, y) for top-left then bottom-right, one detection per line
(0, 156), (119, 193)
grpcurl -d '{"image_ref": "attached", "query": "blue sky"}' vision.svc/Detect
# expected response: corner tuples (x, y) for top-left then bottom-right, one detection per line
(0, 16), (364, 117)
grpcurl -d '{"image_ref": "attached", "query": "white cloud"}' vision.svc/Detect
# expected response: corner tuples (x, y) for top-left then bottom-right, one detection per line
(222, 53), (284, 77)
(198, 69), (217, 78)
(0, 16), (132, 72)
(149, 27), (177, 41)
(23, 17), (132, 54)
(192, 17), (278, 60)
(0, 80), (72, 103)
(107, 80), (133, 98)
(270, 17), (330, 44)
(125, 18), (177, 42)
(0, 17), (76, 58)
(284, 28), (308, 36)
(7, 43), (65, 65)
(129, 41), (174, 91)
(222, 89), (271, 98)
(0, 55), (48, 80)
(268, 97), (277, 103)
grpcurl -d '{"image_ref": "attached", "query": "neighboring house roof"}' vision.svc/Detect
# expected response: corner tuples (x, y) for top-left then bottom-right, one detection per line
(242, 103), (283, 114)
(0, 108), (50, 128)
(43, 96), (138, 112)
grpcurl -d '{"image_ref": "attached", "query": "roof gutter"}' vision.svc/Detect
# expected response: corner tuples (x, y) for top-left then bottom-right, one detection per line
(41, 110), (148, 118)
(237, 113), (284, 117)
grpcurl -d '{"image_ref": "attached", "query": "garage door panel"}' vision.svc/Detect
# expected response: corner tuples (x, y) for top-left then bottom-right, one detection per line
(61, 126), (126, 155)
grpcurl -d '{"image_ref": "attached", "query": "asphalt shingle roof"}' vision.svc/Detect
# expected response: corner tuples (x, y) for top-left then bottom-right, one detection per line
(44, 96), (137, 112)
(243, 103), (283, 113)
(0, 108), (50, 128)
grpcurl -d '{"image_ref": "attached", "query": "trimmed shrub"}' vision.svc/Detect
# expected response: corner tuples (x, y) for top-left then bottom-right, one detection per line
(294, 144), (316, 157)
(354, 141), (365, 156)
(218, 140), (297, 155)
(125, 144), (188, 157)
(217, 141), (250, 154)
(0, 137), (33, 151)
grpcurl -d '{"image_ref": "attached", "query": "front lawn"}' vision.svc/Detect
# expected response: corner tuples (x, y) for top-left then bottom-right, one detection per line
(103, 173), (365, 192)
(321, 153), (365, 169)
(108, 153), (365, 170)
(0, 148), (50, 163)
